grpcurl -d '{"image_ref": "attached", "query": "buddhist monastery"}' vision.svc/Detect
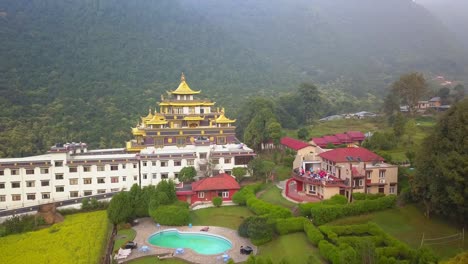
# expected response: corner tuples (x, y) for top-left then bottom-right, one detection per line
(0, 74), (255, 213)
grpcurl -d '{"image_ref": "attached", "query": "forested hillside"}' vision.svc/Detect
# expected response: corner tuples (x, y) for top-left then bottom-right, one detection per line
(417, 0), (468, 51)
(0, 0), (466, 157)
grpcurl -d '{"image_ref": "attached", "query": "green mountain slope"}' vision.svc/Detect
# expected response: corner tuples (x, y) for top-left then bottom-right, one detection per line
(0, 0), (466, 156)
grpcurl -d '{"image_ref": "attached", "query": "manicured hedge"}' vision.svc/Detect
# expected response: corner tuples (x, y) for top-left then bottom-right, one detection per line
(311, 195), (397, 225)
(232, 184), (261, 205)
(246, 197), (292, 219)
(303, 220), (324, 246)
(352, 193), (385, 200)
(274, 217), (306, 235)
(299, 194), (348, 217)
(318, 223), (437, 264)
(149, 204), (189, 226)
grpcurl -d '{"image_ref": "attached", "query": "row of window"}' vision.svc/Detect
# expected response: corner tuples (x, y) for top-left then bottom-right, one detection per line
(365, 170), (386, 179)
(0, 173), (178, 189)
(196, 191), (230, 199)
(0, 189), (122, 202)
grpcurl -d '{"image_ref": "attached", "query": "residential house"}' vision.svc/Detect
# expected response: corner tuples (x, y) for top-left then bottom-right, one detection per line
(176, 173), (240, 205)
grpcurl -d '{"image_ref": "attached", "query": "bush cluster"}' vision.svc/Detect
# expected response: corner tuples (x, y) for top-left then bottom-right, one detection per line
(274, 217), (306, 235)
(0, 215), (46, 237)
(233, 184), (291, 218)
(149, 204), (190, 226)
(238, 216), (274, 245)
(310, 195), (397, 225)
(232, 184), (261, 205)
(212, 197), (223, 207)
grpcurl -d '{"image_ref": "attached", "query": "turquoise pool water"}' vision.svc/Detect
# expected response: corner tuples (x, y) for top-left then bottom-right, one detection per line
(148, 229), (232, 255)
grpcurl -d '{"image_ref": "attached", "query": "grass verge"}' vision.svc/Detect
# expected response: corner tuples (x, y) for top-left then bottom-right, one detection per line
(189, 206), (254, 230)
(258, 184), (296, 210)
(327, 204), (467, 260)
(258, 233), (325, 263)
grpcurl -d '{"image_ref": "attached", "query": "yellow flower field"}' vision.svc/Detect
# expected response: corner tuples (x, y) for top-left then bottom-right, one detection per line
(0, 210), (111, 264)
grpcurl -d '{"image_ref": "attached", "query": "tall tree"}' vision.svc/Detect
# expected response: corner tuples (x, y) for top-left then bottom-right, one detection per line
(392, 112), (407, 138)
(453, 84), (465, 102)
(244, 108), (277, 151)
(297, 83), (323, 123)
(412, 99), (468, 222)
(391, 72), (428, 115)
(178, 166), (197, 183)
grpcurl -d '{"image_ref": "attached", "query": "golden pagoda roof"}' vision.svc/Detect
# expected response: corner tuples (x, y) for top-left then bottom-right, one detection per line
(146, 114), (168, 125)
(131, 127), (146, 136)
(215, 109), (236, 123)
(159, 101), (215, 107)
(183, 116), (205, 121)
(141, 108), (154, 123)
(170, 73), (201, 95)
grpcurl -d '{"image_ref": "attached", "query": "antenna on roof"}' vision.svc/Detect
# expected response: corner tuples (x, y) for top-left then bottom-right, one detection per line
(357, 157), (362, 162)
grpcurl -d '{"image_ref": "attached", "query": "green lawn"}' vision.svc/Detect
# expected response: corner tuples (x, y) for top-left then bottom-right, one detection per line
(128, 256), (188, 264)
(258, 184), (296, 210)
(189, 206), (254, 229)
(113, 228), (137, 251)
(327, 205), (467, 260)
(0, 210), (110, 264)
(258, 233), (325, 263)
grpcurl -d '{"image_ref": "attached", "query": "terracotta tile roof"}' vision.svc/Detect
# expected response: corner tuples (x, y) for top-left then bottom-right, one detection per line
(311, 137), (328, 147)
(318, 147), (384, 163)
(323, 135), (341, 145)
(191, 173), (240, 191)
(346, 131), (365, 141)
(280, 137), (310, 151)
(335, 133), (353, 143)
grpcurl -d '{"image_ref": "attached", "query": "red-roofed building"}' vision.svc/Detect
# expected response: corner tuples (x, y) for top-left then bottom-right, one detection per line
(335, 133), (353, 144)
(176, 173), (240, 205)
(323, 135), (341, 145)
(311, 137), (328, 147)
(318, 147), (384, 163)
(281, 137), (319, 170)
(346, 131), (365, 143)
(280, 137), (310, 151)
(286, 146), (398, 203)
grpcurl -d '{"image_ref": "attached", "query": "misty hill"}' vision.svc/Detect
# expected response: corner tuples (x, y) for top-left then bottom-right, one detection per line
(0, 0), (467, 156)
(416, 0), (468, 51)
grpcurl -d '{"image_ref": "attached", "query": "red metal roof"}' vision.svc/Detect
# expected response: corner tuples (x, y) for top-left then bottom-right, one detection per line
(346, 131), (365, 141)
(318, 147), (384, 163)
(191, 173), (240, 191)
(323, 135), (341, 145)
(280, 137), (310, 151)
(311, 137), (328, 147)
(335, 133), (353, 143)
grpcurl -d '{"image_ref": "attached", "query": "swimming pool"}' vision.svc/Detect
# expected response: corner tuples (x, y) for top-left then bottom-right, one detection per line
(148, 229), (232, 255)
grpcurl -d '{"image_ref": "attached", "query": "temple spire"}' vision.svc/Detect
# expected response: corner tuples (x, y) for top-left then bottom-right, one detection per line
(181, 72), (186, 82)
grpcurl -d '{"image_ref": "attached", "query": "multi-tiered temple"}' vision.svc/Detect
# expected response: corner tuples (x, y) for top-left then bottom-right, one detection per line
(0, 74), (255, 211)
(127, 73), (238, 151)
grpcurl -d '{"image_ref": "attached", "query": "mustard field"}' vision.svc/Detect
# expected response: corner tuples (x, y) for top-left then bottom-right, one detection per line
(0, 210), (110, 264)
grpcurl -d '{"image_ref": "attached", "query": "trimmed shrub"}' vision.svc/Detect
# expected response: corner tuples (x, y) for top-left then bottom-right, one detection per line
(303, 220), (324, 245)
(274, 217), (306, 235)
(1, 215), (46, 236)
(232, 184), (259, 205)
(352, 193), (385, 200)
(212, 196), (223, 207)
(311, 195), (397, 225)
(246, 197), (291, 219)
(319, 240), (340, 264)
(238, 216), (274, 245)
(299, 194), (347, 217)
(149, 204), (189, 226)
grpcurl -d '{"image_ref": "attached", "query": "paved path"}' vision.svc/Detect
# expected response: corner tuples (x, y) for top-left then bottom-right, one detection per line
(122, 217), (256, 264)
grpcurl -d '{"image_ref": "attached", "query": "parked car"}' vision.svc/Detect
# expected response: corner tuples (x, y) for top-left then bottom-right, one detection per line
(123, 241), (137, 249)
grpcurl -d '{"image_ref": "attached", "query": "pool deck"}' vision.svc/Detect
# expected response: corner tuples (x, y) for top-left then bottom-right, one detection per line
(119, 217), (257, 264)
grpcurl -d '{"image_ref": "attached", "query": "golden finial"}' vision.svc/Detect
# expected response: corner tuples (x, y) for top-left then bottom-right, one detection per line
(181, 72), (186, 82)
(148, 107), (152, 114)
(221, 107), (225, 114)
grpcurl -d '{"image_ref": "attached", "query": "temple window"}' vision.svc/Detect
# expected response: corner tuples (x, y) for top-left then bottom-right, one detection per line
(161, 161), (168, 167)
(217, 136), (226, 145)
(154, 137), (164, 148)
(176, 137), (186, 146)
